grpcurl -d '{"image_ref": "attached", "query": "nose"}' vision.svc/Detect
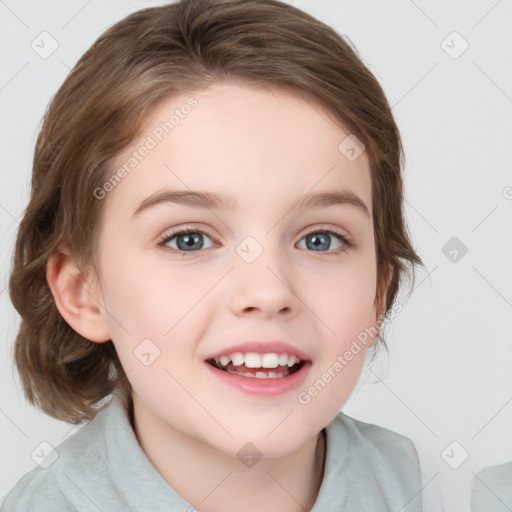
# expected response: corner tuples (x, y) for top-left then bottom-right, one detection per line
(228, 248), (299, 320)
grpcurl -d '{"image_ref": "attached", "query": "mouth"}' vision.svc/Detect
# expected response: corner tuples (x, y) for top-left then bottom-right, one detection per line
(204, 341), (312, 395)
(206, 352), (306, 379)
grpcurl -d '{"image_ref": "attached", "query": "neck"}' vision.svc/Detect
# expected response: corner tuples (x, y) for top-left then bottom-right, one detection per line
(131, 395), (326, 512)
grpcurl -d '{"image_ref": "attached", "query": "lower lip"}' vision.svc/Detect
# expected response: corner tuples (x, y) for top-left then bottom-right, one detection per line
(204, 361), (311, 396)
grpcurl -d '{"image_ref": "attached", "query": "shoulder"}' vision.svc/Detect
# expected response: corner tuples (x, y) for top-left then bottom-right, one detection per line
(324, 412), (423, 509)
(0, 464), (77, 512)
(332, 412), (420, 465)
(0, 400), (116, 512)
(471, 461), (512, 512)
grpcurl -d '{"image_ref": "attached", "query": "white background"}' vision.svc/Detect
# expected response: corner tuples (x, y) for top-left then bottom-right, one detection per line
(1, 1), (511, 510)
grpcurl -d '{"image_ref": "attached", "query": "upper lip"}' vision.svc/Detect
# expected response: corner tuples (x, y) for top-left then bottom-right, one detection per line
(206, 341), (311, 361)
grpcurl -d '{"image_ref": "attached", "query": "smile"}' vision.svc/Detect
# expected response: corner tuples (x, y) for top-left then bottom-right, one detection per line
(206, 352), (304, 379)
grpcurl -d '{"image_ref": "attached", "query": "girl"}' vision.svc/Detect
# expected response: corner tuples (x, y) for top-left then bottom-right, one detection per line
(3, 0), (423, 510)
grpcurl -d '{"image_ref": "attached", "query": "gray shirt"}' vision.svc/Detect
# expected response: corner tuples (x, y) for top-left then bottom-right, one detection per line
(1, 393), (423, 511)
(471, 461), (512, 512)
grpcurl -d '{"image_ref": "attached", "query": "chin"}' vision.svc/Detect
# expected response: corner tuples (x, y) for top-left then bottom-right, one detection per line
(221, 426), (316, 462)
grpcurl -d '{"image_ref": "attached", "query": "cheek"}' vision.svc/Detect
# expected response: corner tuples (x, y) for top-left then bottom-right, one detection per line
(306, 255), (377, 344)
(98, 257), (203, 397)
(299, 257), (377, 414)
(298, 267), (376, 421)
(100, 252), (214, 339)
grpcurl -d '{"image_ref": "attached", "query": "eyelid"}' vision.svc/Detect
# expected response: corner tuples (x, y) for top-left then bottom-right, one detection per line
(301, 223), (351, 238)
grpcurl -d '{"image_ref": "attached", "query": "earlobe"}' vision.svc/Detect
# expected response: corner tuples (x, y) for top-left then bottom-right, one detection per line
(46, 247), (111, 343)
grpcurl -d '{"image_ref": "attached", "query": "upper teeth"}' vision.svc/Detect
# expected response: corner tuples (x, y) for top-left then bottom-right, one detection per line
(215, 352), (300, 368)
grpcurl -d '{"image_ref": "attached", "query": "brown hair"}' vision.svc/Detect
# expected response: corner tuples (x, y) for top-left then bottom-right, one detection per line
(9, 0), (422, 424)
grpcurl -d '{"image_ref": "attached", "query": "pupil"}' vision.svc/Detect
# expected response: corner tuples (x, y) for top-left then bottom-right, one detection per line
(178, 233), (203, 251)
(308, 233), (329, 251)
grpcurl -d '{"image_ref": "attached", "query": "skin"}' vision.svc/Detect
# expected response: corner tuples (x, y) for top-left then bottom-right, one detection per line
(48, 81), (385, 512)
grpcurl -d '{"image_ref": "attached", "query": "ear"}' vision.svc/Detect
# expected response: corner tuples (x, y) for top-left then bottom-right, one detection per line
(46, 246), (111, 343)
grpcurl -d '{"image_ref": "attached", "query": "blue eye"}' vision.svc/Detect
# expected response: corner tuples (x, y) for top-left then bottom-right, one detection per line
(297, 230), (351, 253)
(158, 229), (216, 254)
(157, 227), (352, 256)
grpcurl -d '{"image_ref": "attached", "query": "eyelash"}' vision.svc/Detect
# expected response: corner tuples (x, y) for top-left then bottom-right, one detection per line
(156, 225), (354, 257)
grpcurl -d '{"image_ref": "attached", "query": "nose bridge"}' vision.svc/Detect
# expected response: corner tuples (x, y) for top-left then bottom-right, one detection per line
(228, 234), (297, 317)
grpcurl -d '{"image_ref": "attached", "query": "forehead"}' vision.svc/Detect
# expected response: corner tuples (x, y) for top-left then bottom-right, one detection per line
(106, 82), (372, 215)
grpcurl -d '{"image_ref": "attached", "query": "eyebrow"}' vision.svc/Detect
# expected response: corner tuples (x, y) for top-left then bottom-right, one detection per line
(132, 188), (370, 218)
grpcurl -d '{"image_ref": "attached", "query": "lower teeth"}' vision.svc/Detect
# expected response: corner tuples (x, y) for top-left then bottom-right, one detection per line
(225, 369), (288, 379)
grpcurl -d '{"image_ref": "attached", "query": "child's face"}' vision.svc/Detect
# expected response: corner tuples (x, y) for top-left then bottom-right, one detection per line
(92, 81), (378, 458)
